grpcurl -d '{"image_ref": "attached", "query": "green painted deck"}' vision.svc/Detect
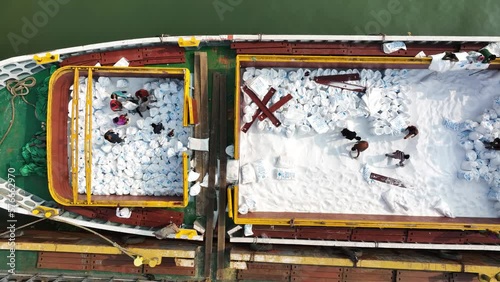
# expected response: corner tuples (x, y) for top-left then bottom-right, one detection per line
(0, 69), (51, 200)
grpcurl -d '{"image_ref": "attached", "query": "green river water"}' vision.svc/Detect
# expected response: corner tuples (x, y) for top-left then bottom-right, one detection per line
(1, 0), (500, 60)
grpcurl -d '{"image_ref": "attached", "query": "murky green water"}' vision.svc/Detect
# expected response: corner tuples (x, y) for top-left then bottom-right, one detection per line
(0, 0), (500, 59)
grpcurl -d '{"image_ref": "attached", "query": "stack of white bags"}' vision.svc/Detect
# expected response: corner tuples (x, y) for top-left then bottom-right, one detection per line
(241, 68), (411, 137)
(68, 77), (190, 196)
(450, 96), (500, 215)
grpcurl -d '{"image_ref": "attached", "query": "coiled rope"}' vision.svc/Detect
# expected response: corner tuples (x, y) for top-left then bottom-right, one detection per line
(0, 77), (37, 146)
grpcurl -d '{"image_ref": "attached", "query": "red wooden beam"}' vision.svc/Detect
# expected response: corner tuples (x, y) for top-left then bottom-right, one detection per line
(257, 94), (293, 121)
(241, 86), (281, 127)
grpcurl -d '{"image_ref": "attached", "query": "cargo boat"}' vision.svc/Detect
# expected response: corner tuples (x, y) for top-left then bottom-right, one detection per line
(0, 35), (499, 281)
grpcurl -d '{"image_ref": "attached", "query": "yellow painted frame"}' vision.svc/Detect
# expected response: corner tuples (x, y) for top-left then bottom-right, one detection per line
(70, 68), (79, 203)
(48, 66), (191, 207)
(233, 54), (500, 232)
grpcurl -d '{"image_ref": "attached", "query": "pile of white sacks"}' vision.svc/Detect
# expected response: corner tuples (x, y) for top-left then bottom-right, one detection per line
(241, 68), (411, 136)
(68, 77), (190, 196)
(448, 95), (500, 214)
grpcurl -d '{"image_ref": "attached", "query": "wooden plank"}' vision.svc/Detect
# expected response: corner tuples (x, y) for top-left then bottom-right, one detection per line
(60, 53), (101, 66)
(293, 48), (348, 55)
(291, 42), (349, 49)
(238, 272), (289, 281)
(296, 227), (352, 234)
(240, 88), (276, 133)
(204, 72), (221, 279)
(39, 257), (90, 264)
(296, 232), (351, 240)
(241, 85), (281, 127)
(291, 270), (342, 278)
(292, 265), (342, 272)
(397, 270), (450, 279)
(217, 73), (228, 280)
(91, 254), (132, 262)
(128, 57), (186, 66)
(100, 48), (143, 64)
(370, 173), (407, 188)
(248, 262), (292, 270)
(91, 265), (142, 274)
(194, 52), (210, 216)
(463, 231), (500, 244)
(257, 94), (293, 121)
(37, 262), (90, 271)
(407, 230), (466, 243)
(231, 42), (290, 49)
(144, 265), (196, 276)
(343, 268), (394, 281)
(142, 46), (184, 58)
(351, 234), (406, 242)
(291, 278), (340, 282)
(242, 268), (291, 276)
(352, 228), (406, 235)
(237, 47), (293, 55)
(450, 273), (480, 282)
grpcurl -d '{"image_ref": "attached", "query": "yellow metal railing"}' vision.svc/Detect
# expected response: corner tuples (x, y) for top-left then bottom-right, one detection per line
(70, 68), (80, 204)
(182, 69), (191, 126)
(227, 187), (233, 219)
(182, 152), (189, 207)
(84, 69), (93, 204)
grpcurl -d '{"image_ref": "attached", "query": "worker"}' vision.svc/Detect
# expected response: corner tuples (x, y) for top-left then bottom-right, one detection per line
(110, 93), (123, 112)
(112, 90), (129, 99)
(350, 140), (369, 159)
(341, 128), (361, 141)
(113, 114), (129, 126)
(151, 122), (165, 134)
(136, 96), (151, 118)
(135, 89), (150, 99)
(404, 125), (419, 139)
(386, 150), (410, 167)
(484, 138), (500, 150)
(104, 130), (125, 144)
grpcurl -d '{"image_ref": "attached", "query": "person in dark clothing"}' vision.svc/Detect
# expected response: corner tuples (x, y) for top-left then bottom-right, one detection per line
(167, 129), (175, 137)
(386, 150), (410, 167)
(350, 140), (369, 159)
(136, 96), (151, 118)
(484, 138), (500, 150)
(341, 128), (361, 141)
(151, 123), (165, 134)
(104, 130), (125, 144)
(404, 125), (419, 139)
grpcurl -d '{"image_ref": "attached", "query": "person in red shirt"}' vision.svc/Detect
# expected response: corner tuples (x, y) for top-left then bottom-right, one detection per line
(110, 93), (123, 112)
(135, 89), (149, 99)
